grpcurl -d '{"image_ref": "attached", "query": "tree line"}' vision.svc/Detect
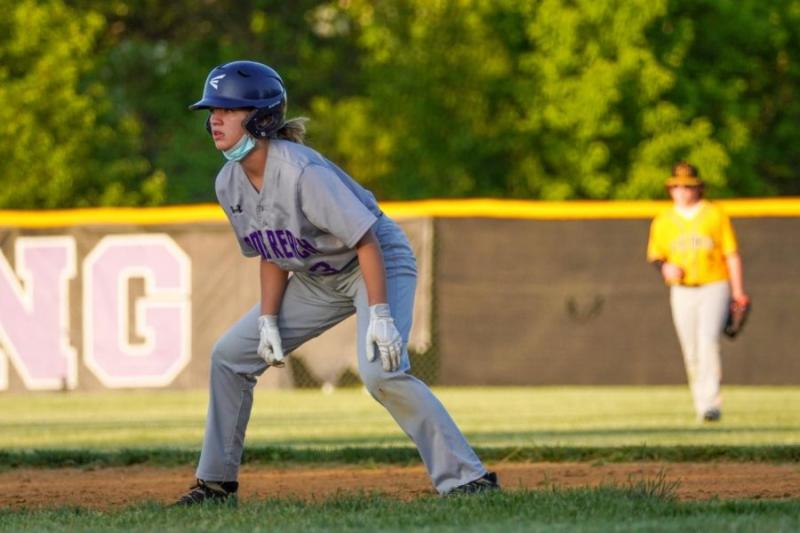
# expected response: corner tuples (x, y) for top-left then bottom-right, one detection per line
(1, 0), (798, 208)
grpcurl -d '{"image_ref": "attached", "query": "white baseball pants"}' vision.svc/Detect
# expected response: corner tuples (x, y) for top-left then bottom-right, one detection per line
(669, 280), (731, 419)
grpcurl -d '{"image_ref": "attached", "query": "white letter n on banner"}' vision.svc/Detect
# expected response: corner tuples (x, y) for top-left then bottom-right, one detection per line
(0, 237), (78, 391)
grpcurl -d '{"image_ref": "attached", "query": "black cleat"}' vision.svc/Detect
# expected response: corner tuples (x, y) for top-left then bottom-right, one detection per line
(173, 479), (238, 506)
(447, 471), (500, 495)
(702, 408), (722, 422)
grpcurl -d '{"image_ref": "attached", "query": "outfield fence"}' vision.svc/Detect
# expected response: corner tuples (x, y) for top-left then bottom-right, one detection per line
(1, 198), (799, 391)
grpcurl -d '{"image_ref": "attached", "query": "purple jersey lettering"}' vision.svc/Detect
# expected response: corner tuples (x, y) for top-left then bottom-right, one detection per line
(265, 230), (285, 258)
(309, 261), (339, 275)
(275, 230), (294, 258)
(246, 226), (350, 274)
(245, 232), (272, 259)
(285, 230), (309, 259)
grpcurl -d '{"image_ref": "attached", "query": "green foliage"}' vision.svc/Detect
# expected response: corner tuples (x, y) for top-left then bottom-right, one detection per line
(0, 0), (163, 208)
(2, 0), (800, 205)
(326, 0), (748, 200)
(656, 0), (800, 196)
(73, 0), (365, 204)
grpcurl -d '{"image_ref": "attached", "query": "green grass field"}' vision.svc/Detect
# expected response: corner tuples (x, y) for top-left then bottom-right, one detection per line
(1, 489), (799, 532)
(1, 386), (798, 531)
(1, 386), (798, 450)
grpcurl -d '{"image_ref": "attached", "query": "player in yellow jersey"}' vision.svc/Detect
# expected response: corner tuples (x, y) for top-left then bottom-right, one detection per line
(647, 162), (749, 422)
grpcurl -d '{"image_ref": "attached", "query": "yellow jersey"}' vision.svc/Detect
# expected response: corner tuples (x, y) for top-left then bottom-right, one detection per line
(647, 201), (738, 286)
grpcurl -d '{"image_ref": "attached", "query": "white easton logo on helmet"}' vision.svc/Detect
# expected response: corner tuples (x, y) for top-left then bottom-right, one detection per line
(209, 74), (226, 89)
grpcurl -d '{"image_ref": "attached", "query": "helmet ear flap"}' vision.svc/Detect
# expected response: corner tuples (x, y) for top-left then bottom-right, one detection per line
(243, 106), (285, 138)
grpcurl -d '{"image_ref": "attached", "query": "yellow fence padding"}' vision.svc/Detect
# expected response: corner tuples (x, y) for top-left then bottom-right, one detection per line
(2, 198), (800, 228)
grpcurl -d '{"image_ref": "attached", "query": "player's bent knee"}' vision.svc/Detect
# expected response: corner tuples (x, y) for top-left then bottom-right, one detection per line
(361, 372), (392, 399)
(210, 337), (240, 366)
(361, 370), (411, 402)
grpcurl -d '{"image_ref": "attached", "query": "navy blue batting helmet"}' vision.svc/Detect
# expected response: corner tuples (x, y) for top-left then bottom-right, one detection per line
(189, 60), (287, 138)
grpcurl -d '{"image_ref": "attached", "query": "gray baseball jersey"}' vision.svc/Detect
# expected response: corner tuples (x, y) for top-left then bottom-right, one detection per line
(216, 140), (381, 275)
(198, 138), (488, 494)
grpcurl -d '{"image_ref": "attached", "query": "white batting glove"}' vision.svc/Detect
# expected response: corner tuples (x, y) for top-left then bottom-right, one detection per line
(257, 315), (285, 367)
(365, 303), (403, 372)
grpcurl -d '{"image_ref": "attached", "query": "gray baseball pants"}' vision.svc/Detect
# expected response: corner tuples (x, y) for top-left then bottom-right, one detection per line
(196, 218), (486, 494)
(669, 280), (730, 419)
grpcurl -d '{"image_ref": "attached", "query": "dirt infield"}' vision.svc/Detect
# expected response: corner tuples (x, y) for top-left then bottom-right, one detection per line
(2, 462), (799, 509)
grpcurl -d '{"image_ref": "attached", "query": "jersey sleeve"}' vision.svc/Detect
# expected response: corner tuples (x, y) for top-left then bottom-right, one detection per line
(646, 216), (668, 262)
(233, 224), (260, 257)
(718, 208), (739, 256)
(298, 164), (378, 248)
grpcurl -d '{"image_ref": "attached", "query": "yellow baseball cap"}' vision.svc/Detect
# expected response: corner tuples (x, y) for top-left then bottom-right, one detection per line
(666, 162), (703, 187)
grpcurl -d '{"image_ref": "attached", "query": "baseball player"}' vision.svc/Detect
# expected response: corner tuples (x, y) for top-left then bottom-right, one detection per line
(175, 60), (499, 505)
(647, 162), (749, 422)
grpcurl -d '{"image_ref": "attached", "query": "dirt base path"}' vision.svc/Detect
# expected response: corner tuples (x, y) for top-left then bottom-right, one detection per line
(2, 462), (799, 510)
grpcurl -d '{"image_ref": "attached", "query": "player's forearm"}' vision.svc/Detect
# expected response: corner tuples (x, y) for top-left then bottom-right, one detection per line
(260, 259), (289, 315)
(355, 229), (387, 306)
(725, 252), (746, 300)
(651, 258), (684, 283)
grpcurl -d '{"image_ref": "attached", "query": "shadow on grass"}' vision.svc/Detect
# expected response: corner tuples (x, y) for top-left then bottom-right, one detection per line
(1, 442), (799, 469)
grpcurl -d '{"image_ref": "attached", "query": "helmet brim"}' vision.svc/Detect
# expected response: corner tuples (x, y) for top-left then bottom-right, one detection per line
(188, 95), (256, 111)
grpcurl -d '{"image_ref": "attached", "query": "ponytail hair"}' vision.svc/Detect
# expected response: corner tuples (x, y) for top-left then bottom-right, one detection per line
(271, 117), (308, 144)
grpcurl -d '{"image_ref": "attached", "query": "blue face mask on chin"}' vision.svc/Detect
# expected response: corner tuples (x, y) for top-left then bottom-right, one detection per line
(222, 133), (257, 162)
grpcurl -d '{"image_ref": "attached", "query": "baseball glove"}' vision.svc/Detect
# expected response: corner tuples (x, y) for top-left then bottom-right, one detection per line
(723, 299), (751, 339)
